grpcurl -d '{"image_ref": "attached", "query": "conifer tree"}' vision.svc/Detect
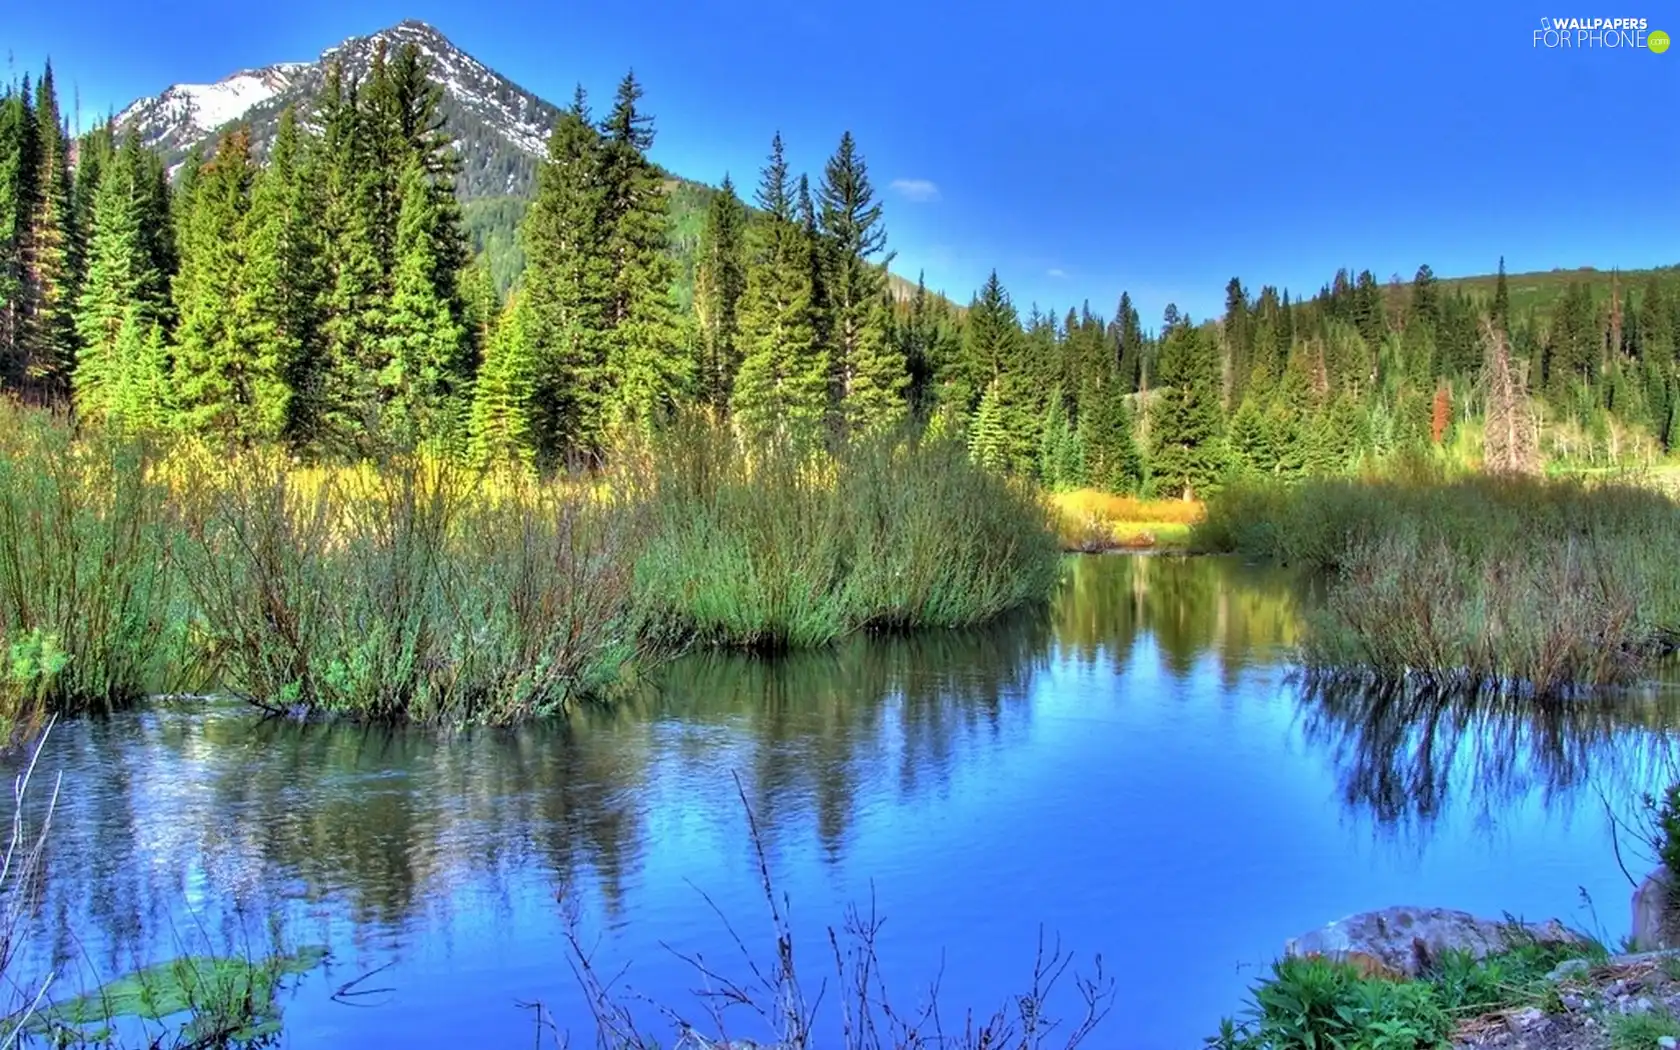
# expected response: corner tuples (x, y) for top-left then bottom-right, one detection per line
(22, 65), (76, 400)
(235, 108), (324, 445)
(1150, 312), (1226, 498)
(468, 291), (536, 469)
(596, 72), (691, 436)
(817, 132), (905, 436)
(1492, 256), (1511, 335)
(379, 156), (467, 448)
(106, 303), (172, 433)
(520, 86), (609, 461)
(316, 65), (389, 448)
(0, 84), (37, 384)
(1078, 381), (1143, 493)
(694, 173), (747, 413)
(172, 130), (287, 443)
(73, 139), (161, 420)
(732, 133), (827, 448)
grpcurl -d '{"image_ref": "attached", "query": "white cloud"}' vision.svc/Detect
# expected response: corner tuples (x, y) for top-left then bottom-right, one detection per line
(889, 178), (941, 203)
(1046, 268), (1068, 279)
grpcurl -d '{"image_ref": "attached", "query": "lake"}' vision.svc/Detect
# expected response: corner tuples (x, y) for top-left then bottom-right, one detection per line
(13, 554), (1680, 1048)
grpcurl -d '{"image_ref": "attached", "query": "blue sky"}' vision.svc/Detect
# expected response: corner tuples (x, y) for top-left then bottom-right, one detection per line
(8, 0), (1677, 324)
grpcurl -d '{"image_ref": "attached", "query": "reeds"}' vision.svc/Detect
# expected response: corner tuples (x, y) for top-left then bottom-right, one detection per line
(1197, 474), (1680, 695)
(0, 403), (1062, 723)
(0, 404), (183, 732)
(628, 422), (1063, 651)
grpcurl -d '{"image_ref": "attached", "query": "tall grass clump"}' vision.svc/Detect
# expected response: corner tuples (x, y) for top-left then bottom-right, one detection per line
(0, 403), (182, 731)
(627, 420), (1062, 651)
(1195, 474), (1680, 695)
(176, 448), (645, 725)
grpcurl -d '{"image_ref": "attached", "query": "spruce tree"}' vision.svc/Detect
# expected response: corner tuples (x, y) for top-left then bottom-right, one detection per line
(1078, 380), (1142, 493)
(596, 73), (691, 437)
(107, 304), (173, 433)
(22, 65), (76, 400)
(817, 131), (905, 436)
(172, 130), (286, 443)
(1149, 312), (1226, 498)
(73, 140), (161, 420)
(316, 64), (388, 448)
(520, 86), (609, 461)
(0, 85), (36, 385)
(380, 156), (467, 448)
(467, 291), (536, 469)
(1492, 256), (1511, 335)
(694, 173), (747, 413)
(235, 107), (324, 445)
(731, 133), (826, 448)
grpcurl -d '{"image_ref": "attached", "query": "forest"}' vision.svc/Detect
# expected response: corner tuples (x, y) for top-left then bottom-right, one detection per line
(3, 43), (1679, 497)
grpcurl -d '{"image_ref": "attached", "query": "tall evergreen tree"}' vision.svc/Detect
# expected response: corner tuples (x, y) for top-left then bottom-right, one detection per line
(0, 84), (37, 385)
(467, 290), (536, 468)
(1149, 311), (1226, 498)
(732, 133), (827, 448)
(378, 156), (467, 448)
(693, 172), (747, 413)
(235, 108), (324, 444)
(21, 65), (76, 400)
(73, 136), (163, 420)
(817, 131), (905, 436)
(520, 85), (609, 460)
(172, 130), (286, 443)
(596, 72), (691, 436)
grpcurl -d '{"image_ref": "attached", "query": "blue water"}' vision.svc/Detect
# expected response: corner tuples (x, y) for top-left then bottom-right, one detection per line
(13, 555), (1679, 1048)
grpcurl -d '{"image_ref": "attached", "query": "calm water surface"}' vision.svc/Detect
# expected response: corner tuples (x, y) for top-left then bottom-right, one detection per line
(17, 555), (1680, 1049)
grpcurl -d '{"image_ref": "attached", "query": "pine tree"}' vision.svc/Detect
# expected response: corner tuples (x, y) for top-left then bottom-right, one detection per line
(954, 270), (1019, 414)
(316, 64), (390, 449)
(1149, 312), (1226, 498)
(21, 65), (76, 400)
(378, 156), (467, 448)
(968, 377), (1014, 472)
(520, 85), (609, 461)
(467, 291), (536, 469)
(0, 84), (37, 386)
(107, 304), (173, 433)
(73, 137), (161, 420)
(172, 130), (285, 443)
(694, 173), (747, 413)
(1078, 380), (1142, 493)
(1491, 256), (1511, 335)
(818, 131), (905, 436)
(596, 72), (691, 437)
(234, 108), (324, 445)
(732, 133), (827, 448)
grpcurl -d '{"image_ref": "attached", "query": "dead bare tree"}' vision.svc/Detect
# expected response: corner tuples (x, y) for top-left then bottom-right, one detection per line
(1479, 321), (1542, 476)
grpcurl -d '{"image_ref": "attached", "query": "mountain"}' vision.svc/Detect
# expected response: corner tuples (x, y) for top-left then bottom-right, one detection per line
(115, 19), (562, 197)
(113, 19), (951, 304)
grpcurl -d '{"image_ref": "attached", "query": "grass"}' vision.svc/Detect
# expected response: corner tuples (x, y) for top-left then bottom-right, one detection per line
(1207, 934), (1605, 1050)
(1195, 473), (1680, 695)
(0, 404), (1063, 724)
(1049, 489), (1204, 552)
(629, 422), (1063, 651)
(1611, 1010), (1680, 1050)
(0, 403), (186, 737)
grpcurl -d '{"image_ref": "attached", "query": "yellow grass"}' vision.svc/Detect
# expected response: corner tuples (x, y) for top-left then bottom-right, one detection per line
(1048, 489), (1205, 552)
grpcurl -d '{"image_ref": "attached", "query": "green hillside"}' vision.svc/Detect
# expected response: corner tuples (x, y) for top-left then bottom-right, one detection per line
(1438, 263), (1680, 316)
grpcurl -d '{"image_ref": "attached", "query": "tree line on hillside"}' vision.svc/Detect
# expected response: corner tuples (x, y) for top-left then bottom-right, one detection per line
(3, 49), (1677, 495)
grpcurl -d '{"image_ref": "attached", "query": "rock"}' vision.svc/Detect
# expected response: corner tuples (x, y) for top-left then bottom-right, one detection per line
(1505, 1007), (1545, 1036)
(1658, 1037), (1676, 1050)
(1547, 958), (1592, 981)
(1559, 992), (1586, 1011)
(1283, 906), (1595, 979)
(1636, 997), (1656, 1014)
(1634, 867), (1676, 951)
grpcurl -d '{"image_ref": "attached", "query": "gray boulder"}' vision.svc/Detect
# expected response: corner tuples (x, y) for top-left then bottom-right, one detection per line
(1284, 905), (1593, 978)
(1633, 866), (1676, 951)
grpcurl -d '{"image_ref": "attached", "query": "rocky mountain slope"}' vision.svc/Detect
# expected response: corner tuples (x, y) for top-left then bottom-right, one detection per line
(115, 20), (562, 197)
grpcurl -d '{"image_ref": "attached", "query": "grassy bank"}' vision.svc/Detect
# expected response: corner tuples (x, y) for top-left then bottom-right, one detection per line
(1208, 936), (1608, 1050)
(1195, 475), (1680, 695)
(0, 405), (1062, 726)
(1050, 489), (1204, 552)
